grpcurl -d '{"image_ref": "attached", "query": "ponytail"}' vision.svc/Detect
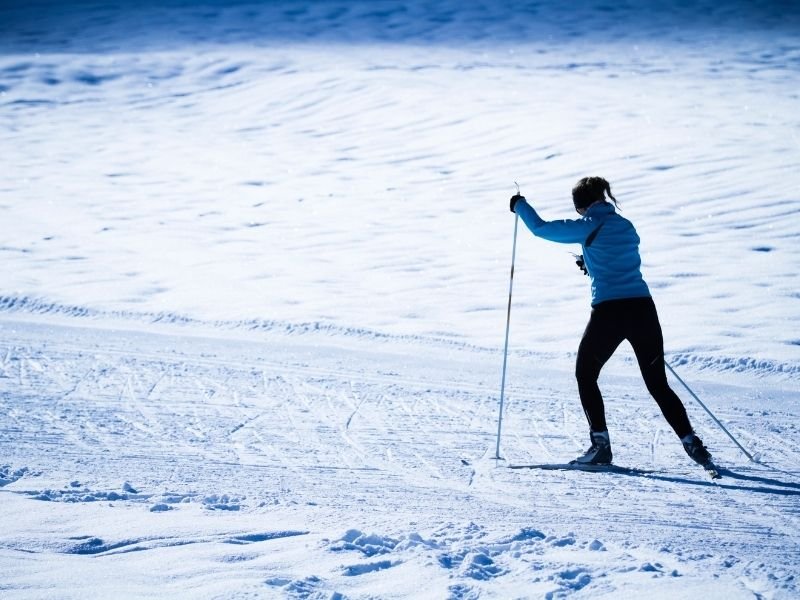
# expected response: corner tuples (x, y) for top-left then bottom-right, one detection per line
(598, 177), (619, 207)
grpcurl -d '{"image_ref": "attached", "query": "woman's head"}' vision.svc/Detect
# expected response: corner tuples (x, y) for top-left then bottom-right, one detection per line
(572, 176), (617, 212)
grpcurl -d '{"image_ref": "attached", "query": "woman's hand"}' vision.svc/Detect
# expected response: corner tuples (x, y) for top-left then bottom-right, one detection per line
(510, 194), (525, 213)
(575, 254), (588, 276)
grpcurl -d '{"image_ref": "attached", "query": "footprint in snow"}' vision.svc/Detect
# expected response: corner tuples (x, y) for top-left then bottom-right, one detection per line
(448, 584), (480, 600)
(546, 533), (577, 547)
(341, 559), (399, 576)
(226, 531), (308, 544)
(546, 567), (593, 597)
(265, 575), (344, 599)
(202, 493), (242, 511)
(329, 529), (398, 556)
(458, 552), (504, 580)
(0, 465), (32, 487)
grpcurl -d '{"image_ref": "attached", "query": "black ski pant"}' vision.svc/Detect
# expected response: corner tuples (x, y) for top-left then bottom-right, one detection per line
(575, 296), (693, 438)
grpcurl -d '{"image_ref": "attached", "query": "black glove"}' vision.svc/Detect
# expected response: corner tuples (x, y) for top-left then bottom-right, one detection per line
(510, 194), (525, 213)
(575, 254), (588, 276)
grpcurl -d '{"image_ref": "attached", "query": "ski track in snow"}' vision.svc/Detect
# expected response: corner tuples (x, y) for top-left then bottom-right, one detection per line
(1, 319), (799, 598)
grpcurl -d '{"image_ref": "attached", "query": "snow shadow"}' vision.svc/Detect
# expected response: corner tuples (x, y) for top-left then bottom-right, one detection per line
(716, 467), (800, 493)
(620, 468), (800, 496)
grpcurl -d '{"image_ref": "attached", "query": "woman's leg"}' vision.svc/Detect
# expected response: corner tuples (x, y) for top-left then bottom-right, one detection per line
(575, 303), (625, 432)
(626, 298), (693, 438)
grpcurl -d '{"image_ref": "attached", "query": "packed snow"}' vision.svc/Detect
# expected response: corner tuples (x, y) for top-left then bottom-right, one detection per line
(1, 1), (799, 598)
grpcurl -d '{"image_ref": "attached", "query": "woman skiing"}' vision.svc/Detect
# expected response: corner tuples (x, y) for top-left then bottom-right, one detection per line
(509, 176), (713, 467)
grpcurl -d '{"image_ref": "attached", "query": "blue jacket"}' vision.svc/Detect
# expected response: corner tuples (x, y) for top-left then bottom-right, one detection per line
(515, 199), (650, 306)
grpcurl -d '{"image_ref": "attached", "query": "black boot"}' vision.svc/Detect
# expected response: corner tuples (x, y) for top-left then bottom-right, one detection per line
(681, 433), (712, 466)
(572, 431), (613, 465)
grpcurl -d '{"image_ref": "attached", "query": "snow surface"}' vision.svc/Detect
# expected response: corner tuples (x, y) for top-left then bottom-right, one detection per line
(1, 0), (799, 598)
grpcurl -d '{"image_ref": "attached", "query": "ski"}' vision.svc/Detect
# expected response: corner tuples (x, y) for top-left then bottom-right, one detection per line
(509, 461), (724, 480)
(508, 463), (657, 476)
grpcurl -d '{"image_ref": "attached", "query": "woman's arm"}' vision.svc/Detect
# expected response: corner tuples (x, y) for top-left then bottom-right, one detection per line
(515, 199), (594, 244)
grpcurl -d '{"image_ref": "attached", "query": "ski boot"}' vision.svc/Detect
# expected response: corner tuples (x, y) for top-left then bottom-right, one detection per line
(681, 433), (712, 466)
(572, 430), (613, 465)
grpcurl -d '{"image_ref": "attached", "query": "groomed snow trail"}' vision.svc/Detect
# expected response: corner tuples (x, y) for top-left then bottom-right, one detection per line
(1, 317), (798, 598)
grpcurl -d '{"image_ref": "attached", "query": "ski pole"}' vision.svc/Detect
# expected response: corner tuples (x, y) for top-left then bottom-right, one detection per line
(495, 189), (520, 461)
(665, 360), (756, 462)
